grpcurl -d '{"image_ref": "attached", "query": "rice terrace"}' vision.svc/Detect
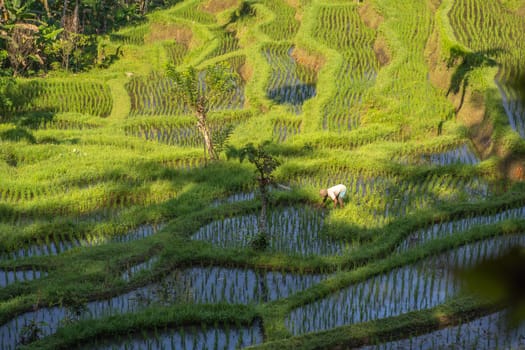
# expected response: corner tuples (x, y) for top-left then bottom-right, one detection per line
(2, 0), (525, 348)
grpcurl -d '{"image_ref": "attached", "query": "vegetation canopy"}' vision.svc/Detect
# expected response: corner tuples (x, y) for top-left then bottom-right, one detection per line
(166, 63), (238, 161)
(0, 0), (525, 349)
(226, 141), (281, 249)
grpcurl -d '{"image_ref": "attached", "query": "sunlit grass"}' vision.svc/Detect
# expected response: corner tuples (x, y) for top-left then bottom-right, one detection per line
(1, 0), (524, 349)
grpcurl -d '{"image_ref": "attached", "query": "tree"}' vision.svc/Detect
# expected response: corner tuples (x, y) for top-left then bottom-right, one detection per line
(226, 141), (280, 250)
(48, 0), (95, 72)
(1, 0), (36, 24)
(167, 63), (238, 162)
(0, 0), (62, 76)
(0, 1), (7, 23)
(0, 0), (181, 75)
(1, 23), (42, 76)
(228, 1), (256, 24)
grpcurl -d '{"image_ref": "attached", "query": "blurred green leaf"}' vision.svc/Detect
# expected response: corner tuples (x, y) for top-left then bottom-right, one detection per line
(458, 246), (525, 327)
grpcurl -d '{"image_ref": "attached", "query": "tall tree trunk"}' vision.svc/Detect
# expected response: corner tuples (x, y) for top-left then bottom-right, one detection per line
(40, 0), (51, 18)
(140, 0), (148, 15)
(0, 0), (7, 23)
(62, 0), (69, 27)
(258, 179), (268, 235)
(196, 112), (217, 161)
(101, 0), (107, 33)
(73, 0), (79, 33)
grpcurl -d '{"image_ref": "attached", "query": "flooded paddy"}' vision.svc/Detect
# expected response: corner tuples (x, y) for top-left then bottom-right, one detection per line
(0, 267), (325, 348)
(397, 205), (525, 252)
(358, 311), (525, 350)
(1, 223), (165, 261)
(80, 320), (263, 350)
(286, 234), (525, 335)
(192, 206), (349, 256)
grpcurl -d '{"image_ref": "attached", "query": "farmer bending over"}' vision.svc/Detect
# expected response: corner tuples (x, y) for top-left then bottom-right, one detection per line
(320, 184), (347, 209)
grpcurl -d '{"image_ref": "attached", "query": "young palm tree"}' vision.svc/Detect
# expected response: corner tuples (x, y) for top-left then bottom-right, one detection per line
(227, 141), (280, 250)
(167, 63), (238, 161)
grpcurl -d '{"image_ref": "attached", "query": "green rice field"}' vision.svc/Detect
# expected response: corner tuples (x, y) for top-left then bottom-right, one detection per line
(1, 0), (525, 349)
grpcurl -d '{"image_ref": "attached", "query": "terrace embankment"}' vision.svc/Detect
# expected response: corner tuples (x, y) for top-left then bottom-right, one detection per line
(425, 19), (495, 160)
(290, 47), (325, 73)
(425, 1), (525, 181)
(358, 1), (390, 66)
(201, 0), (239, 14)
(238, 60), (253, 86)
(145, 23), (193, 46)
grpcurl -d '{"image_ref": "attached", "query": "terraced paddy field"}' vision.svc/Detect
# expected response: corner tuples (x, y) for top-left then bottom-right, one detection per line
(1, 0), (525, 349)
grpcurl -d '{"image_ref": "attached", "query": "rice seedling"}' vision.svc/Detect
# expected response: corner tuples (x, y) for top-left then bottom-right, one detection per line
(369, 0), (453, 132)
(313, 4), (379, 131)
(262, 44), (317, 114)
(80, 320), (263, 350)
(448, 0), (525, 137)
(398, 143), (480, 166)
(496, 79), (525, 138)
(123, 110), (247, 152)
(126, 71), (184, 116)
(163, 41), (189, 66)
(111, 223), (167, 244)
(121, 256), (160, 282)
(0, 268), (47, 288)
(0, 267), (323, 348)
(397, 205), (525, 252)
(1, 222), (165, 261)
(149, 266), (328, 304)
(11, 112), (105, 131)
(9, 80), (112, 118)
(272, 119), (301, 143)
(204, 29), (240, 60)
(173, 1), (216, 24)
(126, 62), (245, 117)
(259, 0), (299, 41)
(287, 167), (490, 222)
(358, 310), (525, 350)
(210, 188), (258, 207)
(449, 0), (525, 77)
(24, 185), (171, 217)
(285, 234), (525, 335)
(109, 24), (149, 45)
(191, 206), (348, 256)
(158, 157), (206, 171)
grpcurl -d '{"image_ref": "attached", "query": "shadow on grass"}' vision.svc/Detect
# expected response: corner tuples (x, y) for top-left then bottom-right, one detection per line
(446, 47), (502, 112)
(15, 111), (55, 129)
(0, 127), (36, 144)
(267, 83), (317, 107)
(225, 0), (257, 25)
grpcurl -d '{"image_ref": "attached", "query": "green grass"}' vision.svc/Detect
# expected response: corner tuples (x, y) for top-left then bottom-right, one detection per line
(1, 0), (525, 349)
(312, 4), (379, 131)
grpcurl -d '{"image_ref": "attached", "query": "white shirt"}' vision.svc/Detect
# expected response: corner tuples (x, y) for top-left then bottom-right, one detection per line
(327, 184), (346, 200)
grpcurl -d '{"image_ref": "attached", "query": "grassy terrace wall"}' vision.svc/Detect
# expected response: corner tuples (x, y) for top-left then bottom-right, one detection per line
(1, 0), (525, 349)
